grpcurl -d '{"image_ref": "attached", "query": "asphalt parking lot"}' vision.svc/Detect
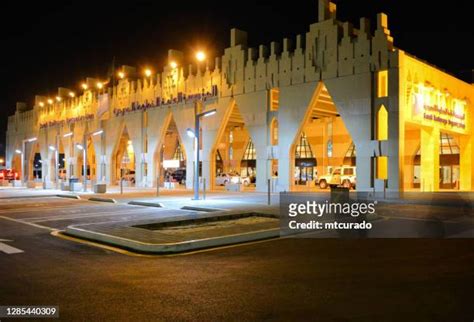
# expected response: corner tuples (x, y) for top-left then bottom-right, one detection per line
(0, 193), (473, 321)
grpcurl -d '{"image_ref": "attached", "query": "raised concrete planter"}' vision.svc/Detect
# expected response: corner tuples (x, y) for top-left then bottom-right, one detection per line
(88, 197), (116, 203)
(181, 206), (221, 212)
(60, 182), (70, 191)
(70, 182), (83, 192)
(43, 181), (55, 189)
(56, 194), (81, 200)
(0, 181), (11, 187)
(225, 183), (242, 192)
(128, 201), (163, 208)
(26, 181), (36, 188)
(93, 183), (107, 193)
(65, 212), (280, 254)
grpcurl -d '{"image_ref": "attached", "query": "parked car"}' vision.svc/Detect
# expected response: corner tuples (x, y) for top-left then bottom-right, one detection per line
(122, 169), (136, 183)
(240, 174), (256, 186)
(215, 172), (245, 186)
(171, 169), (186, 184)
(215, 173), (232, 186)
(0, 169), (19, 181)
(317, 166), (356, 189)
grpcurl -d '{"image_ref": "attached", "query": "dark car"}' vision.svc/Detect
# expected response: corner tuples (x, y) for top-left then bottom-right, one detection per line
(172, 169), (186, 184)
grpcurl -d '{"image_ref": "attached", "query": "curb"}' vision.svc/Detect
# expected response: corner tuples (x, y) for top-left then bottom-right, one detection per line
(56, 194), (81, 200)
(65, 225), (279, 254)
(181, 206), (222, 212)
(88, 197), (116, 203)
(64, 212), (280, 254)
(128, 201), (164, 208)
(0, 194), (58, 200)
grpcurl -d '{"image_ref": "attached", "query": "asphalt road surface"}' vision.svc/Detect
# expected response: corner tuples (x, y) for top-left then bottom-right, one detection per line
(0, 196), (473, 321)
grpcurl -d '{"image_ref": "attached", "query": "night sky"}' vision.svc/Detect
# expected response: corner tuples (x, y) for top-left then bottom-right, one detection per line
(1, 0), (472, 154)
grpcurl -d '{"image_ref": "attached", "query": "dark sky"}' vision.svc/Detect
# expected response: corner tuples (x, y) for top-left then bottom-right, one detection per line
(1, 0), (472, 153)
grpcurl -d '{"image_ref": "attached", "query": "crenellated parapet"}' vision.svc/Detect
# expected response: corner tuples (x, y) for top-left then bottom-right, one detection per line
(8, 0), (397, 131)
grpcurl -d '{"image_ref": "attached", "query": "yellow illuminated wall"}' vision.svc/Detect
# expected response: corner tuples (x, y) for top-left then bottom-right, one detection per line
(399, 51), (473, 191)
(377, 105), (388, 141)
(377, 70), (388, 98)
(376, 156), (388, 180)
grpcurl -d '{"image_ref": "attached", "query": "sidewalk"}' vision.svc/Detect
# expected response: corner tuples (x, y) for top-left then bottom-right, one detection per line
(1, 185), (473, 210)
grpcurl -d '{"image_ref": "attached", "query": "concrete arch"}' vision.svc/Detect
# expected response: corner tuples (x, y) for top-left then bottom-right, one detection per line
(208, 92), (268, 191)
(110, 121), (136, 185)
(288, 82), (329, 190)
(208, 99), (264, 190)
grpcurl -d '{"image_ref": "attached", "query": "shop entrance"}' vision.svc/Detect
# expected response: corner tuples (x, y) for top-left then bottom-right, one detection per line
(294, 133), (317, 185)
(291, 83), (356, 191)
(156, 116), (187, 188)
(410, 131), (460, 190)
(439, 133), (460, 190)
(114, 126), (135, 186)
(212, 103), (256, 190)
(77, 136), (96, 182)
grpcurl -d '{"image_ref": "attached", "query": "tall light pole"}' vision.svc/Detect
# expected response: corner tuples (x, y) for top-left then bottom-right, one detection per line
(16, 137), (37, 184)
(187, 108), (216, 200)
(76, 129), (103, 192)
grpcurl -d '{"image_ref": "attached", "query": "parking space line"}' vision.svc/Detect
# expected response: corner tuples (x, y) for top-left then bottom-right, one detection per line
(0, 202), (97, 214)
(27, 208), (166, 222)
(0, 216), (58, 231)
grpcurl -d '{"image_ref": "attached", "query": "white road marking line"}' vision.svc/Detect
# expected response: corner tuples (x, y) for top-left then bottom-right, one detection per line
(0, 239), (24, 254)
(28, 209), (165, 222)
(0, 205), (80, 214)
(0, 216), (57, 231)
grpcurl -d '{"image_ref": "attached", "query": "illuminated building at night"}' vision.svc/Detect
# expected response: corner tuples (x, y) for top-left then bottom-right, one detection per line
(6, 0), (473, 192)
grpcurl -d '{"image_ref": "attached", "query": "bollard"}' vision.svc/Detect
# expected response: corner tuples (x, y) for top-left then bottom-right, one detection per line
(203, 178), (206, 200)
(120, 177), (123, 194)
(267, 178), (271, 205)
(156, 176), (160, 197)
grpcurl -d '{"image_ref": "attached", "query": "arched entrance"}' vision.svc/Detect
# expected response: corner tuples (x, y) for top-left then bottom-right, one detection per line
(113, 126), (136, 186)
(211, 102), (257, 190)
(290, 83), (356, 191)
(156, 116), (187, 188)
(76, 136), (97, 184)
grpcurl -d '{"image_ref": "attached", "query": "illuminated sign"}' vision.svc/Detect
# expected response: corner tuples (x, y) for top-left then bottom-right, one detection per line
(412, 92), (467, 130)
(39, 114), (95, 129)
(163, 159), (180, 169)
(113, 85), (218, 117)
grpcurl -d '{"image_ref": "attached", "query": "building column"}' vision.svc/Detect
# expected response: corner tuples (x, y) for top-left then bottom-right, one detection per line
(459, 135), (472, 191)
(354, 141), (377, 192)
(277, 144), (291, 192)
(246, 124), (270, 192)
(123, 134), (142, 187)
(420, 127), (439, 192)
(202, 129), (218, 191)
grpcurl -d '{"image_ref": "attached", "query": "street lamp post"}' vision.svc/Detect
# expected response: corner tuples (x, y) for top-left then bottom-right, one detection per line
(187, 108), (216, 200)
